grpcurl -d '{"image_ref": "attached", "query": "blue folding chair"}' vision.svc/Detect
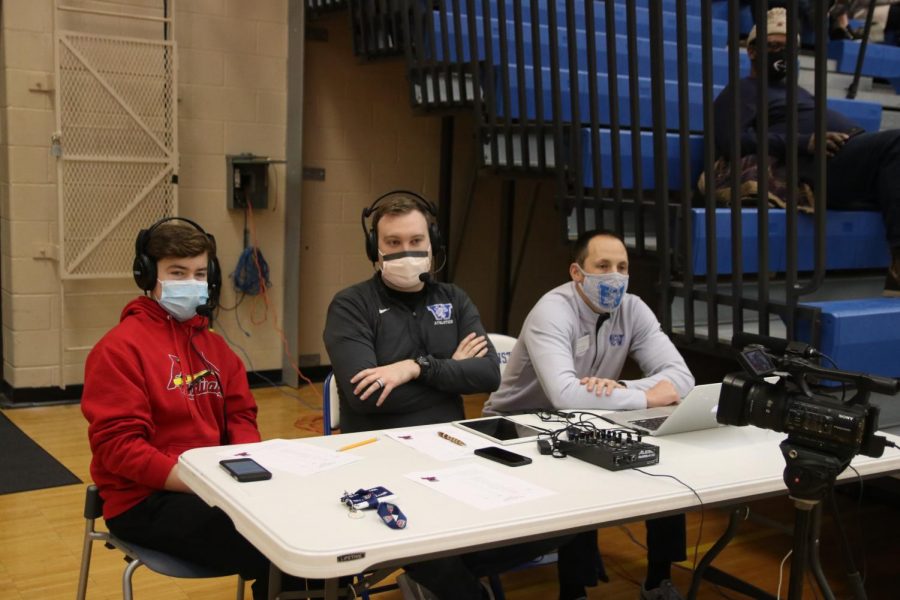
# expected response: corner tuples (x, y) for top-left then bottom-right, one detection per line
(76, 484), (245, 600)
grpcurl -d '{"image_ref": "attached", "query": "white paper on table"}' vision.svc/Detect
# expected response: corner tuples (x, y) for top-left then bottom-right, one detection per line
(218, 438), (361, 477)
(406, 463), (556, 510)
(385, 425), (486, 461)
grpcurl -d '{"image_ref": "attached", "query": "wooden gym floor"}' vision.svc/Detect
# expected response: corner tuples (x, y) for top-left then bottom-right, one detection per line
(1, 384), (896, 599)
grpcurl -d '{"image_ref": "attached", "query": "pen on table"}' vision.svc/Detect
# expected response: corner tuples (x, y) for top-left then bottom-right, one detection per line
(338, 437), (378, 452)
(437, 431), (466, 447)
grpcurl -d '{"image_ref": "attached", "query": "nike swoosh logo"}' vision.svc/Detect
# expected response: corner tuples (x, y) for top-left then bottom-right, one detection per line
(378, 308), (390, 314)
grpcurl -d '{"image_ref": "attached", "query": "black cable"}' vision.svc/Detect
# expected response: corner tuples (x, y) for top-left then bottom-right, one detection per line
(818, 352), (847, 402)
(533, 410), (648, 458)
(448, 159), (479, 282)
(617, 523), (646, 551)
(216, 291), (247, 312)
(596, 413), (645, 435)
(233, 297), (251, 337)
(633, 468), (705, 573)
(531, 411), (578, 453)
(212, 313), (320, 412)
(509, 181), (542, 296)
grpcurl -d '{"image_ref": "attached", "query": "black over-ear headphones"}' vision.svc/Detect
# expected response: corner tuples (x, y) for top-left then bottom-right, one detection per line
(361, 190), (443, 263)
(133, 217), (222, 310)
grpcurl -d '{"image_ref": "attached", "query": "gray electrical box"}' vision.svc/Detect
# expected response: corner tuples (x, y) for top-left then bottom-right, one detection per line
(227, 154), (270, 210)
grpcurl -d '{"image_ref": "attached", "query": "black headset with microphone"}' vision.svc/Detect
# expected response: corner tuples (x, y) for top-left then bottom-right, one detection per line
(133, 216), (222, 312)
(360, 190), (444, 263)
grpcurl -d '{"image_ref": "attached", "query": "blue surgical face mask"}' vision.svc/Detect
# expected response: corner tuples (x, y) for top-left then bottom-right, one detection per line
(576, 267), (628, 313)
(157, 279), (209, 321)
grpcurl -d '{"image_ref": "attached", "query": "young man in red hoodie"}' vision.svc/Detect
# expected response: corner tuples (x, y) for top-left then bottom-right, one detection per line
(81, 218), (281, 600)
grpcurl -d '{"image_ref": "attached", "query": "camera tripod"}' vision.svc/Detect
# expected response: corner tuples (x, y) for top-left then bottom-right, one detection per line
(780, 440), (866, 600)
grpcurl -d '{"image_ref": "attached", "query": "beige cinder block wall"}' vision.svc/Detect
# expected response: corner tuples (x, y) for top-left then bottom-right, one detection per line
(0, 0), (289, 389)
(1, 0), (570, 389)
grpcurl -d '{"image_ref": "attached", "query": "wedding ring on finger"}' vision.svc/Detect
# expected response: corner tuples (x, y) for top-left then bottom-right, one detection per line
(375, 378), (385, 390)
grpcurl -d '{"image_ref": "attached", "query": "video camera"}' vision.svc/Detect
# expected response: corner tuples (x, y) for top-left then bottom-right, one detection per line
(717, 332), (900, 463)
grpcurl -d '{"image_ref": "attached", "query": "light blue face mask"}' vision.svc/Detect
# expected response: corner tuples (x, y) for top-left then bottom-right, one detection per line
(576, 267), (628, 313)
(157, 279), (209, 322)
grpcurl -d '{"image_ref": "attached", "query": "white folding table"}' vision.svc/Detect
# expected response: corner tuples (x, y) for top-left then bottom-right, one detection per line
(178, 416), (900, 599)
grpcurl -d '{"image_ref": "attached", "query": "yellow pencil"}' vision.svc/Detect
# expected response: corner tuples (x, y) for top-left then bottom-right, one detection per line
(338, 437), (378, 452)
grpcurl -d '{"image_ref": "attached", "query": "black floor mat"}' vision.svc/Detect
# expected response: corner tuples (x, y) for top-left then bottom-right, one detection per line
(0, 412), (80, 495)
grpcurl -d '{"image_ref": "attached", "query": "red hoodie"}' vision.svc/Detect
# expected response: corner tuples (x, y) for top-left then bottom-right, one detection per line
(82, 296), (261, 519)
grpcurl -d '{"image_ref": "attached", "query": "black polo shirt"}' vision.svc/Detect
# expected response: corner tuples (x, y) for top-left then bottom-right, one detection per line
(324, 274), (499, 433)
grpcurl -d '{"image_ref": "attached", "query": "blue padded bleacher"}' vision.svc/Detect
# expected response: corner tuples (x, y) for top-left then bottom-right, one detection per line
(499, 66), (721, 130)
(494, 69), (878, 134)
(444, 1), (729, 47)
(829, 40), (900, 92)
(635, 0), (703, 11)
(569, 96), (879, 191)
(798, 298), (900, 377)
(826, 98), (883, 133)
(494, 71), (879, 137)
(689, 208), (890, 276)
(581, 129), (704, 190)
(433, 18), (748, 87)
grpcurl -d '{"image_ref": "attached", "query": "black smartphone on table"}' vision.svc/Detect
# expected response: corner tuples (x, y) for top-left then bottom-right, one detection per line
(473, 446), (532, 467)
(219, 458), (272, 482)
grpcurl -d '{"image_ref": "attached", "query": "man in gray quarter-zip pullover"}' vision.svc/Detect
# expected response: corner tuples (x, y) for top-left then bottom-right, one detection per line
(485, 239), (693, 416)
(485, 230), (694, 600)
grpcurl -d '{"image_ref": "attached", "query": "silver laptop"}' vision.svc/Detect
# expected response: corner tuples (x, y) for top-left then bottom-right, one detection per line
(603, 383), (723, 436)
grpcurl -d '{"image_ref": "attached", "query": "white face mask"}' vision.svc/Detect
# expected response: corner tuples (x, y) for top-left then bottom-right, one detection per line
(379, 250), (431, 290)
(576, 267), (628, 313)
(157, 279), (209, 321)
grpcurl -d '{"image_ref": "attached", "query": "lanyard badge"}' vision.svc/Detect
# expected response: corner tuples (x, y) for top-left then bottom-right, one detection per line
(377, 502), (407, 529)
(340, 487), (407, 529)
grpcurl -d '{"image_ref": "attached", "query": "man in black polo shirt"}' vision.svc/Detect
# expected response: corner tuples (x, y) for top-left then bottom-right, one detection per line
(324, 192), (587, 600)
(324, 192), (497, 433)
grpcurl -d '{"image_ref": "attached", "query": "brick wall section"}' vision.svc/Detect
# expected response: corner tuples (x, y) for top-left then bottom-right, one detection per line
(1, 0), (60, 387)
(0, 0), (288, 388)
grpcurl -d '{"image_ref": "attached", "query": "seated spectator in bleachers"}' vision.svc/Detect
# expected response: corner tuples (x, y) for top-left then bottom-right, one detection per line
(830, 1), (863, 39)
(747, 0), (820, 41)
(709, 7), (900, 295)
(830, 1), (900, 42)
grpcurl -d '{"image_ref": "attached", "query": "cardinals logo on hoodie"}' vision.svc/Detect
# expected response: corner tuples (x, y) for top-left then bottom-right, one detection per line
(167, 353), (220, 397)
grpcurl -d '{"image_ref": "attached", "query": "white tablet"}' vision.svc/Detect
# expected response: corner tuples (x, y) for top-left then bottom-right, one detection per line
(452, 416), (544, 446)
